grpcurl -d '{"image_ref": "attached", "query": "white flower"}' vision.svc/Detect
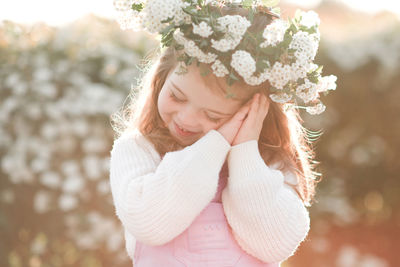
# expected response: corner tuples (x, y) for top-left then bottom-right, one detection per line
(34, 190), (52, 213)
(83, 155), (102, 180)
(193, 21), (213, 38)
(185, 40), (217, 63)
(173, 29), (217, 64)
(113, 0), (142, 12)
(243, 68), (270, 86)
(269, 92), (293, 104)
(260, 19), (289, 47)
(231, 50), (256, 79)
(300, 11), (320, 28)
(289, 31), (319, 64)
(296, 78), (319, 103)
(290, 61), (308, 81)
(268, 61), (292, 90)
(62, 175), (84, 194)
(173, 28), (186, 43)
(306, 102), (326, 115)
(40, 171), (61, 189)
(244, 76), (262, 86)
(211, 60), (229, 77)
(211, 15), (251, 52)
(59, 194), (78, 211)
(317, 75), (337, 93)
(173, 2), (191, 25)
(141, 0), (188, 33)
(114, 0), (144, 31)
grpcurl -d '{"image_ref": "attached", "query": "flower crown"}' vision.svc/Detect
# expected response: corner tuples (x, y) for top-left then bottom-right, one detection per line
(113, 0), (337, 115)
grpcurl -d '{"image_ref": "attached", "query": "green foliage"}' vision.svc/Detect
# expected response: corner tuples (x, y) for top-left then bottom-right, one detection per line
(261, 0), (280, 7)
(131, 3), (144, 12)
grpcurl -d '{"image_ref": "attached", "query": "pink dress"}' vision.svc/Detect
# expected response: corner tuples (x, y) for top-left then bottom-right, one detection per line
(132, 161), (280, 267)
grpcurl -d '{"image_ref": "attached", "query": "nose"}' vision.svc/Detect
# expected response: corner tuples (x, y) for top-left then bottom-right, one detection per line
(176, 105), (199, 130)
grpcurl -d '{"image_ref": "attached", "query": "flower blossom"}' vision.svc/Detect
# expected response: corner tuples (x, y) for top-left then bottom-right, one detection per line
(306, 102), (326, 115)
(317, 75), (337, 93)
(289, 31), (320, 64)
(211, 15), (251, 52)
(300, 10), (320, 28)
(173, 29), (217, 64)
(268, 62), (293, 90)
(269, 92), (293, 104)
(230, 50), (256, 79)
(260, 19), (289, 47)
(211, 60), (229, 77)
(296, 78), (319, 103)
(193, 21), (213, 38)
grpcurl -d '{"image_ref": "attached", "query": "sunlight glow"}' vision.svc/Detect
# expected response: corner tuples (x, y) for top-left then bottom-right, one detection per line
(0, 0), (399, 26)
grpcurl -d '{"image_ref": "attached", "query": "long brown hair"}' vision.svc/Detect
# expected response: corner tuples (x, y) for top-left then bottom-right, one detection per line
(111, 6), (322, 207)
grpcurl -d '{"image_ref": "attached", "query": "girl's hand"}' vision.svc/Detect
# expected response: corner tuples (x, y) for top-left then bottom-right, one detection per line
(232, 93), (270, 146)
(217, 98), (253, 145)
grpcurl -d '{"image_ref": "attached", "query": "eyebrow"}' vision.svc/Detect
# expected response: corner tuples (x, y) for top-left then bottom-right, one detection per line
(170, 81), (234, 116)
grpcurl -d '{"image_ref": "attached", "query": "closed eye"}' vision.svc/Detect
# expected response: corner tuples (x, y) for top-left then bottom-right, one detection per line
(169, 92), (222, 123)
(169, 92), (185, 103)
(206, 114), (222, 123)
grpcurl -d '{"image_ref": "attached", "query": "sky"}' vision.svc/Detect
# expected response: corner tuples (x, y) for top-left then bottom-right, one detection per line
(0, 0), (399, 27)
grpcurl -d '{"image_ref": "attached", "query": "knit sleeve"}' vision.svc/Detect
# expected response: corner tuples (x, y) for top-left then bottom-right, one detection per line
(221, 140), (310, 263)
(109, 129), (231, 246)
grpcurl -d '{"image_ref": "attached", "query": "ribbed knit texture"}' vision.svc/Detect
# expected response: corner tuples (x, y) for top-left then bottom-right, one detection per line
(109, 129), (310, 264)
(223, 140), (310, 263)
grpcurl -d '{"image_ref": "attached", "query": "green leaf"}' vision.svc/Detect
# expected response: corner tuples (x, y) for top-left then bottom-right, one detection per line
(182, 6), (198, 16)
(160, 23), (176, 36)
(271, 7), (281, 15)
(248, 7), (255, 23)
(256, 59), (270, 71)
(226, 73), (238, 86)
(242, 0), (253, 8)
(185, 56), (195, 66)
(177, 54), (187, 61)
(225, 91), (235, 99)
(199, 39), (209, 48)
(261, 0), (280, 7)
(294, 9), (303, 21)
(161, 16), (174, 24)
(200, 65), (210, 76)
(175, 44), (184, 50)
(131, 3), (144, 12)
(260, 46), (277, 55)
(229, 71), (239, 81)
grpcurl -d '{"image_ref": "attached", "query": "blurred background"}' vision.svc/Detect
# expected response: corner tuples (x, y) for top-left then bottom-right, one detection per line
(0, 0), (399, 266)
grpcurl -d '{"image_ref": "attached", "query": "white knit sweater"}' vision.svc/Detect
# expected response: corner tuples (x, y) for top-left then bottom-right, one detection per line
(109, 128), (310, 264)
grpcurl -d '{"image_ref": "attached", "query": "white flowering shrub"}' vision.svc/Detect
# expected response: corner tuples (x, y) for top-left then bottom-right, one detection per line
(0, 17), (157, 266)
(0, 9), (399, 267)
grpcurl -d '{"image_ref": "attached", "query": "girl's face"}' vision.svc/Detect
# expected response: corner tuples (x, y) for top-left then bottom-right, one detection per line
(158, 63), (244, 146)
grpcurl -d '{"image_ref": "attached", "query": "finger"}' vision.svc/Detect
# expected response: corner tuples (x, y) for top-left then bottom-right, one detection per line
(243, 94), (259, 125)
(261, 95), (270, 114)
(230, 104), (250, 123)
(256, 94), (267, 111)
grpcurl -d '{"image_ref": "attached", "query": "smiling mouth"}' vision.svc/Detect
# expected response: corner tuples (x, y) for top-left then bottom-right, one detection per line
(174, 122), (198, 137)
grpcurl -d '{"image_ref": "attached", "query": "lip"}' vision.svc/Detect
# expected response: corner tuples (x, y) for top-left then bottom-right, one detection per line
(173, 121), (197, 137)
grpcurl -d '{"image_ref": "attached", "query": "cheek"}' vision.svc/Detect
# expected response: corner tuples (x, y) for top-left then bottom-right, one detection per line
(158, 87), (172, 108)
(203, 119), (228, 132)
(157, 90), (172, 119)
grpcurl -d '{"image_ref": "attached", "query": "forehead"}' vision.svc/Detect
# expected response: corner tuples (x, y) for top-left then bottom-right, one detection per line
(168, 63), (244, 114)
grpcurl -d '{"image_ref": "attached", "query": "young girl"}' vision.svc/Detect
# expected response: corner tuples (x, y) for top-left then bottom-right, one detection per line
(110, 1), (335, 266)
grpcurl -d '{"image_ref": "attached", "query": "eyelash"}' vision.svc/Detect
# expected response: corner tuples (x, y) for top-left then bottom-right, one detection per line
(169, 92), (222, 123)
